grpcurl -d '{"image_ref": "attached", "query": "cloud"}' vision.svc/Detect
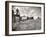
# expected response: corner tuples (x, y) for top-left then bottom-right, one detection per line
(12, 6), (41, 18)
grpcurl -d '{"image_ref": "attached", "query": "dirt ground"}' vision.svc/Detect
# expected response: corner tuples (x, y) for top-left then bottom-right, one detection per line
(12, 18), (41, 31)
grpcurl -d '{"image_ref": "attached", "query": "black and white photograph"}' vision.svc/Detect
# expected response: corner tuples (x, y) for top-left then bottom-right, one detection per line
(12, 6), (41, 31)
(5, 1), (45, 36)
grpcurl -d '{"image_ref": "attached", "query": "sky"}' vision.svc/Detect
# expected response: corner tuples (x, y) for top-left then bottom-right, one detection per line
(12, 6), (41, 18)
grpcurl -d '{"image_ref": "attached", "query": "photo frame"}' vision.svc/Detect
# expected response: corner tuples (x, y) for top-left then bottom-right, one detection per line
(5, 1), (45, 36)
